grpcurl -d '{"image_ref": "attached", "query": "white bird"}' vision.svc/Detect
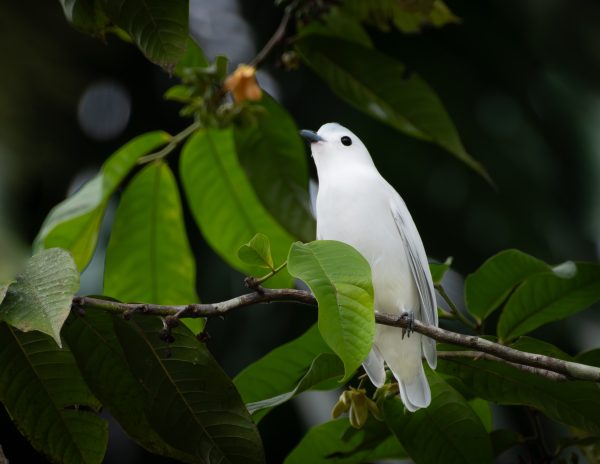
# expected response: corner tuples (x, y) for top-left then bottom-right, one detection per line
(300, 123), (437, 411)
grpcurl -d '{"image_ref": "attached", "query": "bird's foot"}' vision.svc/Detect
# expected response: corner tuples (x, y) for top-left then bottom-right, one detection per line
(401, 311), (415, 339)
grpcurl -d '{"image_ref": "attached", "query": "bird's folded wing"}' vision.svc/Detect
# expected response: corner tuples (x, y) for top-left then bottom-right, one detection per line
(389, 196), (438, 328)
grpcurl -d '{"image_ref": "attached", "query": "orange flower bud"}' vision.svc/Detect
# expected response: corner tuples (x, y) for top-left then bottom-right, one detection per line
(223, 65), (262, 103)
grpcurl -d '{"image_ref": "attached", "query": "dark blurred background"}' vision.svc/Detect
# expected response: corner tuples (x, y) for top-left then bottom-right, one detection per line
(1, 0), (600, 462)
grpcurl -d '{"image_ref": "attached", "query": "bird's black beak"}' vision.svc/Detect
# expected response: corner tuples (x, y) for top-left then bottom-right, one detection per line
(300, 129), (325, 144)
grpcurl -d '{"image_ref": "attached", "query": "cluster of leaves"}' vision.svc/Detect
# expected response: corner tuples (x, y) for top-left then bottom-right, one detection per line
(0, 0), (599, 463)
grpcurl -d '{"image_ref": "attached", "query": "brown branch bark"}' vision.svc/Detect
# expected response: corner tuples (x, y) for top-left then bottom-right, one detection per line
(72, 288), (600, 383)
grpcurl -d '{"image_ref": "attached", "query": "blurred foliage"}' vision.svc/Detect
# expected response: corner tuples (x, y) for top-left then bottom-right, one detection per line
(1, 0), (600, 463)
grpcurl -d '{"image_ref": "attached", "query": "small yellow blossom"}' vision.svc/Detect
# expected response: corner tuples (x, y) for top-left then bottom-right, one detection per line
(223, 65), (262, 103)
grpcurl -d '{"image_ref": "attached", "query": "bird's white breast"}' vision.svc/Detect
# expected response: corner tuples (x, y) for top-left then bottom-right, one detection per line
(316, 168), (419, 316)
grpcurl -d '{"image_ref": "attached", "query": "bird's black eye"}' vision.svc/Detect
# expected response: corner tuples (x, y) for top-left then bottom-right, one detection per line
(341, 136), (352, 146)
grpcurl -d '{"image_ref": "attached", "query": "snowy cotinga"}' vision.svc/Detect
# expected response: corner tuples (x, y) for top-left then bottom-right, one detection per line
(300, 123), (437, 411)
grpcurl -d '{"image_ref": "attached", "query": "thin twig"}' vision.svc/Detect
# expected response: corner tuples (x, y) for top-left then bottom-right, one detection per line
(250, 8), (293, 68)
(137, 120), (201, 164)
(437, 351), (568, 382)
(72, 289), (600, 383)
(435, 283), (478, 332)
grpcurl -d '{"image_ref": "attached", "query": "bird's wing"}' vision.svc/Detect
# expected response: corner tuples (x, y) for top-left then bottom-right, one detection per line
(389, 195), (437, 326)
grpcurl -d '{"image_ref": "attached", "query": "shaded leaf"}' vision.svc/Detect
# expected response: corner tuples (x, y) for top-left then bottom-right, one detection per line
(114, 315), (265, 463)
(0, 281), (10, 305)
(465, 249), (549, 321)
(0, 248), (79, 346)
(64, 311), (195, 462)
(234, 94), (315, 242)
(285, 417), (405, 464)
(0, 324), (107, 464)
(101, 0), (189, 68)
(469, 398), (493, 432)
(297, 7), (373, 47)
(180, 128), (294, 287)
(497, 262), (600, 341)
(174, 38), (209, 76)
(342, 0), (459, 33)
(103, 162), (200, 333)
(34, 131), (170, 270)
(287, 241), (374, 382)
(575, 349), (600, 367)
(295, 35), (489, 181)
(438, 355), (600, 434)
(429, 257), (452, 285)
(383, 371), (493, 464)
(238, 233), (275, 270)
(59, 0), (108, 35)
(234, 325), (339, 421)
(510, 336), (573, 361)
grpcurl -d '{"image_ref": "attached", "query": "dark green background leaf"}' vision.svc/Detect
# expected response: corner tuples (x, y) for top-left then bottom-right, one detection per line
(64, 311), (195, 462)
(34, 131), (170, 270)
(59, 0), (108, 35)
(464, 249), (549, 322)
(180, 128), (294, 287)
(287, 241), (374, 382)
(234, 94), (315, 242)
(383, 371), (493, 464)
(295, 35), (489, 181)
(0, 248), (79, 346)
(114, 315), (265, 463)
(0, 324), (107, 464)
(497, 262), (600, 341)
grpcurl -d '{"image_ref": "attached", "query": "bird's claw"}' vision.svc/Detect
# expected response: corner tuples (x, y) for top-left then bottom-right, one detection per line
(401, 311), (415, 339)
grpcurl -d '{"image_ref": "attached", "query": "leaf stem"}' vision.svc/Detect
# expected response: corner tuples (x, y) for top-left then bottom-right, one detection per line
(435, 284), (478, 332)
(137, 120), (202, 164)
(250, 7), (293, 68)
(247, 261), (288, 288)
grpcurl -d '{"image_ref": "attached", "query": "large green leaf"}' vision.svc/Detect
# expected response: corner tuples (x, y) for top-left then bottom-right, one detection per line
(295, 35), (489, 181)
(113, 315), (265, 463)
(497, 262), (600, 341)
(234, 325), (340, 421)
(438, 355), (600, 434)
(0, 248), (79, 346)
(59, 0), (108, 35)
(234, 94), (315, 242)
(103, 161), (200, 332)
(64, 311), (195, 462)
(34, 131), (170, 270)
(285, 418), (405, 464)
(101, 0), (189, 68)
(287, 241), (374, 382)
(383, 371), (493, 464)
(180, 128), (294, 287)
(464, 249), (549, 322)
(0, 324), (107, 464)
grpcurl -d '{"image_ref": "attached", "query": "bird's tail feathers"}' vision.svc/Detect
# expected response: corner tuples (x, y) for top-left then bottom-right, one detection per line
(397, 363), (431, 412)
(363, 345), (386, 388)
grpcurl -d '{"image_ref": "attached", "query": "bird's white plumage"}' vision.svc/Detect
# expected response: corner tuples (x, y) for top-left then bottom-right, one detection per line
(308, 122), (437, 411)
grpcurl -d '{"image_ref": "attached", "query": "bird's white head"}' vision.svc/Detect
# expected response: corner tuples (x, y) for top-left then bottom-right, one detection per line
(300, 123), (375, 177)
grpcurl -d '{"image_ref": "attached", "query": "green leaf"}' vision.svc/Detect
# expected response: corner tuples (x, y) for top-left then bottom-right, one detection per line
(468, 398), (492, 432)
(113, 315), (265, 463)
(575, 349), (600, 367)
(295, 35), (489, 182)
(234, 94), (315, 242)
(234, 325), (339, 420)
(34, 131), (171, 270)
(0, 248), (79, 346)
(174, 38), (208, 76)
(63, 310), (195, 463)
(383, 371), (494, 464)
(464, 249), (550, 321)
(297, 7), (373, 47)
(238, 233), (275, 270)
(59, 0), (108, 35)
(103, 161), (200, 332)
(0, 281), (10, 305)
(180, 128), (295, 287)
(510, 336), (573, 361)
(497, 262), (600, 341)
(101, 0), (189, 68)
(0, 324), (107, 464)
(285, 418), (405, 464)
(429, 257), (452, 285)
(438, 355), (600, 434)
(287, 241), (374, 382)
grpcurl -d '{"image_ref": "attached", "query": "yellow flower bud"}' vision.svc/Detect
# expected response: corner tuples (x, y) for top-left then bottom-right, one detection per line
(223, 65), (262, 103)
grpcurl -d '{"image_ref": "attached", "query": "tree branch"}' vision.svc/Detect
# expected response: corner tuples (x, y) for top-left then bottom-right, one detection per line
(72, 288), (600, 383)
(250, 8), (292, 68)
